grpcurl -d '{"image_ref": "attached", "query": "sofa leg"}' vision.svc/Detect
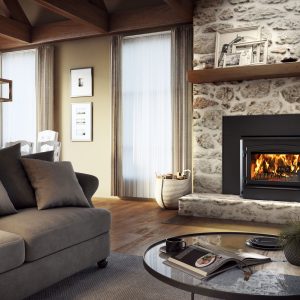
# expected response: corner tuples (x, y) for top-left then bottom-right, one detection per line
(97, 259), (108, 268)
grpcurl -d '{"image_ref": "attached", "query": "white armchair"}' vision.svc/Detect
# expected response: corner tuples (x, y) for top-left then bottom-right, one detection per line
(37, 130), (60, 161)
(37, 130), (58, 143)
(37, 141), (61, 162)
(5, 140), (33, 155)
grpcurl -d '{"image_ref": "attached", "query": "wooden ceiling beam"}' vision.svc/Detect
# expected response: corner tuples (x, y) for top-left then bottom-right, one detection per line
(163, 0), (193, 19)
(34, 0), (108, 32)
(0, 15), (30, 43)
(0, 3), (193, 50)
(109, 4), (192, 33)
(3, 0), (31, 25)
(32, 20), (101, 44)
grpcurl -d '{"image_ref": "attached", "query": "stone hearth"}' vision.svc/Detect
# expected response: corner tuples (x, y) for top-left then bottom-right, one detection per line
(179, 193), (300, 224)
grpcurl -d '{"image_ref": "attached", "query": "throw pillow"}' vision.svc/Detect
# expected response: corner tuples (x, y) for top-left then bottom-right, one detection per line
(20, 159), (91, 210)
(0, 144), (36, 209)
(0, 181), (17, 216)
(22, 150), (54, 161)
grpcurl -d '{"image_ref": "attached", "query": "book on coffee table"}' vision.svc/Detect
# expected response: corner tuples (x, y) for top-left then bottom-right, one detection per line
(167, 244), (271, 278)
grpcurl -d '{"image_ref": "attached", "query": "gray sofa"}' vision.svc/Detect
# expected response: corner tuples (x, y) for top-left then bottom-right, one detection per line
(0, 145), (111, 300)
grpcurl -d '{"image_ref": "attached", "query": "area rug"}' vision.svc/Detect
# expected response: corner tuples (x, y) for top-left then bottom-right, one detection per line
(27, 252), (217, 300)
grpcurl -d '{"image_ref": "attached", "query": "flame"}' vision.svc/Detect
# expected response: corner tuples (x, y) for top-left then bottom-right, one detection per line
(251, 153), (300, 181)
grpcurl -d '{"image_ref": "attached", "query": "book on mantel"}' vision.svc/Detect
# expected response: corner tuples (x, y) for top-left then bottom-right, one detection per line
(167, 243), (271, 278)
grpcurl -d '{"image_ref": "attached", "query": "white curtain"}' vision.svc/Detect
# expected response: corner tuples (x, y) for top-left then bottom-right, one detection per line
(1, 49), (37, 146)
(121, 32), (172, 198)
(36, 45), (54, 132)
(171, 25), (193, 173)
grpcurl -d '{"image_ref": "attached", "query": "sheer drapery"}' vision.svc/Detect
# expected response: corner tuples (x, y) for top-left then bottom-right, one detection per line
(171, 25), (193, 173)
(111, 28), (193, 198)
(36, 45), (54, 132)
(121, 32), (172, 198)
(111, 35), (123, 196)
(1, 50), (37, 146)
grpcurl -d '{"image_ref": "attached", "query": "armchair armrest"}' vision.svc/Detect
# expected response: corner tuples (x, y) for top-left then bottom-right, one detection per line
(75, 172), (99, 207)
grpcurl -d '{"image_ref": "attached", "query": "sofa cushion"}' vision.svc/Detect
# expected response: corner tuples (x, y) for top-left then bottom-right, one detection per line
(21, 159), (91, 210)
(0, 181), (17, 216)
(22, 150), (54, 161)
(0, 207), (111, 262)
(0, 145), (55, 209)
(0, 144), (37, 209)
(0, 230), (25, 273)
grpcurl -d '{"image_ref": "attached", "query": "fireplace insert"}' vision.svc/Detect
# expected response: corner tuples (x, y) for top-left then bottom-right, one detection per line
(240, 137), (300, 201)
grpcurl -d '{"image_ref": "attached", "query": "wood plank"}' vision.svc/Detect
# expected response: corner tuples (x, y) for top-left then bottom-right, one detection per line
(0, 15), (30, 43)
(163, 0), (193, 19)
(32, 20), (101, 44)
(3, 0), (31, 25)
(0, 0), (11, 17)
(93, 198), (281, 256)
(188, 62), (300, 84)
(89, 0), (108, 12)
(110, 4), (191, 33)
(35, 0), (108, 32)
(0, 35), (24, 49)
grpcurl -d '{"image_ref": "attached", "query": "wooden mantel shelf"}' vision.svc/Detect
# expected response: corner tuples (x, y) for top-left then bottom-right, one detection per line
(188, 62), (300, 84)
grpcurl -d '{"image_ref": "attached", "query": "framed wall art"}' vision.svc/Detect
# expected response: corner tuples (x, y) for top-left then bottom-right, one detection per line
(0, 78), (12, 102)
(71, 102), (93, 142)
(215, 26), (262, 68)
(70, 67), (93, 97)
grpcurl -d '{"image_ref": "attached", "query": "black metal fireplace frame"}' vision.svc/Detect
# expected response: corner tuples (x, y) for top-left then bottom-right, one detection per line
(240, 137), (300, 201)
(222, 114), (300, 202)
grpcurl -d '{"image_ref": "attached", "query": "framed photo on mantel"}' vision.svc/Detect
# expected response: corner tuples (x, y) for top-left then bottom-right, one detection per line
(215, 26), (262, 68)
(71, 102), (93, 142)
(70, 67), (93, 97)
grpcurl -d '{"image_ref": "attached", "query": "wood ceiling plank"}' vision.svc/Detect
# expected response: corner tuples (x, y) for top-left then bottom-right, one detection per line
(0, 15), (30, 43)
(35, 0), (108, 32)
(3, 0), (31, 25)
(0, 0), (10, 17)
(163, 0), (193, 19)
(89, 0), (108, 12)
(110, 4), (192, 33)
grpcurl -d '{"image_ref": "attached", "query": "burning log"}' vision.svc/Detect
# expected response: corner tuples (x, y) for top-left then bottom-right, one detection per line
(251, 153), (300, 181)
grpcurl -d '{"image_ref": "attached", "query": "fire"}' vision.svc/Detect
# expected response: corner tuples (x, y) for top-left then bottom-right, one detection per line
(251, 153), (300, 181)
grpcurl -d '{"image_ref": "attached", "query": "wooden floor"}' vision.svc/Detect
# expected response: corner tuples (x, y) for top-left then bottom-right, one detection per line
(93, 198), (282, 256)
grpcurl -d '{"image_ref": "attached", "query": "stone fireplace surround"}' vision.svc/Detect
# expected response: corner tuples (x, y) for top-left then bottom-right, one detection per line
(179, 0), (300, 224)
(179, 114), (300, 224)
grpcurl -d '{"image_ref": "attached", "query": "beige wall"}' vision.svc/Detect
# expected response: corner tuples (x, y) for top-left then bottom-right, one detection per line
(54, 36), (111, 197)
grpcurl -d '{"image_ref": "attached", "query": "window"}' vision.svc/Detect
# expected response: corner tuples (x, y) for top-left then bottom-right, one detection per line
(121, 32), (172, 198)
(1, 49), (37, 147)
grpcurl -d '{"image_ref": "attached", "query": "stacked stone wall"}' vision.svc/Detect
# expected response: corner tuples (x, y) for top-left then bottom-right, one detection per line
(193, 0), (300, 193)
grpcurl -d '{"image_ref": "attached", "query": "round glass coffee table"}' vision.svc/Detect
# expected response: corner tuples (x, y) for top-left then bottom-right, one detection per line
(143, 232), (300, 300)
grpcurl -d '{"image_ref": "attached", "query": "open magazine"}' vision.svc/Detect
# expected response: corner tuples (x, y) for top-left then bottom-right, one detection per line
(167, 242), (271, 278)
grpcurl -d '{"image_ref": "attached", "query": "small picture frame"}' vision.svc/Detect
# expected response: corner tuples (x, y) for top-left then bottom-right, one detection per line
(71, 102), (93, 142)
(233, 40), (268, 66)
(223, 53), (241, 67)
(70, 67), (93, 97)
(215, 26), (261, 68)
